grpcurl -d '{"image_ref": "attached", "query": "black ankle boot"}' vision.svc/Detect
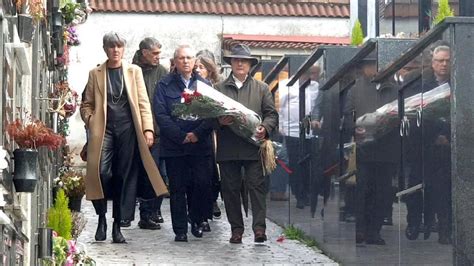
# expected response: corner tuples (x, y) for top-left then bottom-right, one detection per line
(95, 215), (107, 241)
(112, 221), (126, 243)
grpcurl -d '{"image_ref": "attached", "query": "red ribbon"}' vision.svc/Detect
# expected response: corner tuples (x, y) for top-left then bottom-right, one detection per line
(276, 159), (293, 174)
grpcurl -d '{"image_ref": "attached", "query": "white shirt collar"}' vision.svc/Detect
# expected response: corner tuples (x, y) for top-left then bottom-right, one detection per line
(232, 74), (248, 89)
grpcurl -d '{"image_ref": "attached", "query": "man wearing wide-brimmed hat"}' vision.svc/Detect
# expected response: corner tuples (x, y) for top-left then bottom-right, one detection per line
(215, 44), (278, 244)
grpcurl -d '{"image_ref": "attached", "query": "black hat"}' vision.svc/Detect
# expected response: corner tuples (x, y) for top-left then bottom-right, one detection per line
(223, 44), (259, 66)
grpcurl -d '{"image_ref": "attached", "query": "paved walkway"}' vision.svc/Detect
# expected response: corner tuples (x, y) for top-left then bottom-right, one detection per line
(77, 199), (337, 265)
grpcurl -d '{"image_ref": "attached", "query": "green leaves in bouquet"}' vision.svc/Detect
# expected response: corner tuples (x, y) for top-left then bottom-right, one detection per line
(172, 94), (227, 119)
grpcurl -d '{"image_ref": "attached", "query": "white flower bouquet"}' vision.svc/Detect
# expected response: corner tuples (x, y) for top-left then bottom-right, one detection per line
(172, 81), (276, 174)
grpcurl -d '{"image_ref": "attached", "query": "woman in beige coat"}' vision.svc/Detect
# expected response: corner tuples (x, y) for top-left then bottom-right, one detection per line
(80, 32), (168, 243)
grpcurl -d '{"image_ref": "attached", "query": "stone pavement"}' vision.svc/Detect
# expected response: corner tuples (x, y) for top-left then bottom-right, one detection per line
(77, 199), (337, 265)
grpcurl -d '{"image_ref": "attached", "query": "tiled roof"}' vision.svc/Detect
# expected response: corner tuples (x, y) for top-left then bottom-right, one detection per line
(223, 34), (350, 50)
(89, 0), (350, 18)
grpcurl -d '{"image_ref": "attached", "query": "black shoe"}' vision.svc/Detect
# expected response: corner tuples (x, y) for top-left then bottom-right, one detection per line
(305, 197), (310, 207)
(191, 223), (203, 238)
(366, 236), (386, 245)
(213, 202), (221, 218)
(174, 233), (188, 242)
(423, 226), (432, 240)
(201, 221), (211, 232)
(438, 234), (452, 245)
(138, 217), (161, 230)
(95, 215), (107, 241)
(356, 232), (365, 244)
(120, 219), (131, 227)
(151, 212), (164, 223)
(112, 222), (126, 243)
(405, 225), (419, 240)
(296, 200), (305, 209)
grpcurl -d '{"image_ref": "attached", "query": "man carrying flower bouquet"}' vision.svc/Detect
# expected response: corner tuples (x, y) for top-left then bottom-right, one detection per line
(153, 44), (214, 242)
(215, 44), (278, 243)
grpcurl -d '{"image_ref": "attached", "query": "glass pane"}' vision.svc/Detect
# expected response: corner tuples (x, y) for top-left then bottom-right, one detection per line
(379, 0), (420, 37)
(267, 66), (291, 228)
(285, 61), (323, 239)
(397, 34), (453, 264)
(347, 49), (400, 263)
(305, 59), (325, 243)
(320, 68), (357, 262)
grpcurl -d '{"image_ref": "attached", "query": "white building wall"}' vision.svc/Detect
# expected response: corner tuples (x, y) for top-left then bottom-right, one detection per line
(68, 13), (349, 160)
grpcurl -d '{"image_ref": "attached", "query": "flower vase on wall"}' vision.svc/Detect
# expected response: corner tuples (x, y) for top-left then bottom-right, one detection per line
(13, 148), (38, 193)
(17, 14), (36, 43)
(68, 196), (83, 212)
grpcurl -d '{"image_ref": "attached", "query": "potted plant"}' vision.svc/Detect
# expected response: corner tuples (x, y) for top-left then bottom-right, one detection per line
(15, 0), (45, 43)
(6, 118), (65, 192)
(54, 169), (85, 212)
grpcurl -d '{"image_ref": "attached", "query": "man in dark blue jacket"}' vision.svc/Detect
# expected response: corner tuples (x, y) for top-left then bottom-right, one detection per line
(153, 44), (213, 242)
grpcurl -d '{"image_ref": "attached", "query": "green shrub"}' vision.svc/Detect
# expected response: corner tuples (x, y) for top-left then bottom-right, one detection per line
(433, 0), (454, 25)
(351, 19), (364, 46)
(47, 189), (72, 240)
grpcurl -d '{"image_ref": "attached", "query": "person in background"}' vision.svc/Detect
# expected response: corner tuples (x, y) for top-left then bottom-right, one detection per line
(117, 37), (169, 230)
(80, 32), (168, 243)
(279, 65), (321, 209)
(153, 45), (213, 242)
(404, 45), (452, 245)
(194, 50), (223, 230)
(215, 44), (278, 244)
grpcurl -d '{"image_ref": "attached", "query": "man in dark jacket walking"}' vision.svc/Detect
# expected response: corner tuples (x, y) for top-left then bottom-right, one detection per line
(121, 37), (168, 230)
(215, 44), (278, 244)
(153, 45), (213, 242)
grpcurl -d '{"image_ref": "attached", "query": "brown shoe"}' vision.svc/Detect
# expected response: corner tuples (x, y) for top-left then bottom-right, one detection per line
(254, 230), (267, 243)
(229, 232), (243, 244)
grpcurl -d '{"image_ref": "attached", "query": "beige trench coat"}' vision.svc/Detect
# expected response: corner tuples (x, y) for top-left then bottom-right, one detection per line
(80, 61), (168, 200)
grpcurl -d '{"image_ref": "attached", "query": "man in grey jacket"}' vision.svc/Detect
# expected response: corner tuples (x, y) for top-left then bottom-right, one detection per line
(124, 37), (168, 230)
(215, 44), (278, 243)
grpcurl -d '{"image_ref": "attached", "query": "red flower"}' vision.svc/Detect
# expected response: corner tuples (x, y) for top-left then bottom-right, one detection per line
(181, 90), (202, 105)
(181, 92), (192, 104)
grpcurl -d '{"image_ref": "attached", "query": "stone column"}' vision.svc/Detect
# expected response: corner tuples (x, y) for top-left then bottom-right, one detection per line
(451, 21), (474, 265)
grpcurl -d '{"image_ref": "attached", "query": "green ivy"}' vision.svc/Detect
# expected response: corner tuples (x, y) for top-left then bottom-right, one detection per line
(47, 189), (72, 240)
(433, 0), (454, 25)
(351, 19), (364, 46)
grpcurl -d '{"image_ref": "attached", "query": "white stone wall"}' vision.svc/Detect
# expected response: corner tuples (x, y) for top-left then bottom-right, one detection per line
(67, 12), (350, 161)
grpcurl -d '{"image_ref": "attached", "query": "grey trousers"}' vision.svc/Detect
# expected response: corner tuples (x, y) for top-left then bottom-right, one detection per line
(220, 160), (267, 234)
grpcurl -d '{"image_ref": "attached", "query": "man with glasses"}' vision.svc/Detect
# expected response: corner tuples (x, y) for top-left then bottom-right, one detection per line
(404, 45), (452, 245)
(153, 45), (213, 242)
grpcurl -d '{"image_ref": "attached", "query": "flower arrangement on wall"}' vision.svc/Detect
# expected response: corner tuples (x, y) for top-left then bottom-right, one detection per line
(56, 0), (92, 69)
(6, 117), (65, 150)
(14, 0), (45, 22)
(51, 0), (92, 137)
